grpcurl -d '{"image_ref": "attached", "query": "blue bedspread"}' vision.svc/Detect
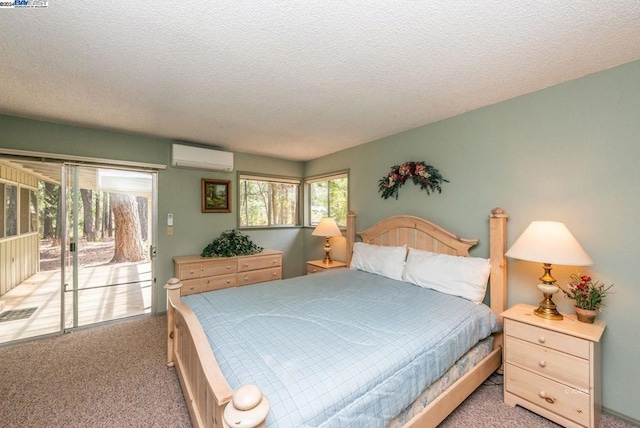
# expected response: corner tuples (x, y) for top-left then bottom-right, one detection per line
(183, 268), (500, 427)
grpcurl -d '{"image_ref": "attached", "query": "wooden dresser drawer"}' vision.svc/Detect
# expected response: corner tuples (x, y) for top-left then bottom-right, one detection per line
(505, 336), (590, 391)
(180, 279), (203, 296)
(237, 267), (282, 286)
(202, 259), (237, 276)
(238, 255), (282, 272)
(506, 319), (590, 359)
(506, 363), (590, 426)
(178, 262), (203, 280)
(202, 273), (237, 292)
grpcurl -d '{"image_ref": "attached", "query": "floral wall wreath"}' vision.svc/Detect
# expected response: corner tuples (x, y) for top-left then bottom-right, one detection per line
(378, 161), (449, 200)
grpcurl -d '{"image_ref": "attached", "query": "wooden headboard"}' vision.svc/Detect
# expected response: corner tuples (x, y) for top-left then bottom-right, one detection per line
(345, 208), (508, 321)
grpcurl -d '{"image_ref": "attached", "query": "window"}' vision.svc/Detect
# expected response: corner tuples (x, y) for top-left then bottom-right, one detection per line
(4, 183), (17, 237)
(20, 187), (37, 234)
(0, 183), (4, 237)
(239, 174), (300, 227)
(307, 172), (348, 227)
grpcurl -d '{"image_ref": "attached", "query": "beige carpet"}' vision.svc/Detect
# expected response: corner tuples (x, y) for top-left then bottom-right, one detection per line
(1, 315), (191, 428)
(0, 315), (635, 427)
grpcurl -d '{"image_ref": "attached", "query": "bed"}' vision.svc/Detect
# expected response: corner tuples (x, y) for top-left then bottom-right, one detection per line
(164, 208), (508, 428)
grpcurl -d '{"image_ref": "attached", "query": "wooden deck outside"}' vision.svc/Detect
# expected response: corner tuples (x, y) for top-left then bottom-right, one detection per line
(0, 262), (152, 344)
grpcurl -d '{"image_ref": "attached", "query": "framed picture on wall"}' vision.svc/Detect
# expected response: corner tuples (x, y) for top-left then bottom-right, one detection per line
(201, 179), (231, 213)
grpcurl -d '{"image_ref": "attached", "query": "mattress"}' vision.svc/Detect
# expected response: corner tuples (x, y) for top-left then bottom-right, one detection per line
(183, 268), (500, 427)
(389, 336), (494, 427)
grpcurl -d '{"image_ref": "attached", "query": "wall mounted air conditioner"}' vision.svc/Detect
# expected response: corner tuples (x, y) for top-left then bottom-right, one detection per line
(171, 144), (234, 172)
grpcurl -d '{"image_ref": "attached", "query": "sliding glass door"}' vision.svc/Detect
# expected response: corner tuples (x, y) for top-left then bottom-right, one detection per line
(0, 156), (159, 344)
(63, 164), (156, 330)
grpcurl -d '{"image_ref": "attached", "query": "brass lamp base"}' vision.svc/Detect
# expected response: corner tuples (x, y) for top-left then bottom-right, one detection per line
(533, 263), (563, 320)
(322, 237), (333, 264)
(534, 292), (563, 320)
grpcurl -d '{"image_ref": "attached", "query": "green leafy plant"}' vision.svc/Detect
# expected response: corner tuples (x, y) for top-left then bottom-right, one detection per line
(560, 274), (614, 311)
(201, 230), (263, 258)
(378, 161), (449, 200)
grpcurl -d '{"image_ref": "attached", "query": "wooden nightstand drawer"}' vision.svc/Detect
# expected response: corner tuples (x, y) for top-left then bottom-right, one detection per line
(202, 259), (237, 276)
(506, 319), (590, 359)
(238, 255), (282, 272)
(506, 363), (590, 426)
(180, 279), (203, 296)
(306, 260), (347, 274)
(238, 267), (282, 285)
(505, 336), (590, 391)
(307, 265), (323, 274)
(202, 273), (237, 292)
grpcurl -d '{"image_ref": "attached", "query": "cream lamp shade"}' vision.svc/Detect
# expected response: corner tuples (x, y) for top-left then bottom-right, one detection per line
(505, 221), (593, 320)
(312, 217), (342, 264)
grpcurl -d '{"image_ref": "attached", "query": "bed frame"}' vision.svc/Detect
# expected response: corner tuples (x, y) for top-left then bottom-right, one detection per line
(164, 208), (508, 428)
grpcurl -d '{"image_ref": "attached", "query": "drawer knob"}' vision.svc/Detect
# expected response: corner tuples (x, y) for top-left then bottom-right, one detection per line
(272, 272), (277, 276)
(272, 260), (277, 264)
(538, 391), (555, 404)
(244, 263), (249, 267)
(189, 270), (195, 274)
(538, 336), (546, 344)
(226, 280), (231, 284)
(244, 275), (248, 280)
(226, 265), (231, 269)
(539, 360), (546, 368)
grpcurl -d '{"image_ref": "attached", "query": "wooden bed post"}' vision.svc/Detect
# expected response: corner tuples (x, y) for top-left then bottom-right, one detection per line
(489, 207), (508, 354)
(345, 211), (356, 267)
(164, 278), (183, 367)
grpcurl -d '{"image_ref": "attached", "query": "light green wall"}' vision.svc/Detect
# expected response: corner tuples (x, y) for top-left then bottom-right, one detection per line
(305, 59), (640, 422)
(0, 116), (305, 313)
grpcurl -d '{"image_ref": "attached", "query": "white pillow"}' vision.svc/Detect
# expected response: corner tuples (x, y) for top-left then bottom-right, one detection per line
(402, 247), (491, 303)
(350, 242), (407, 281)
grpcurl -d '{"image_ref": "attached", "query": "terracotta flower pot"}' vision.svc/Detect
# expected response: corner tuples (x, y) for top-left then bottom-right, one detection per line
(575, 307), (598, 324)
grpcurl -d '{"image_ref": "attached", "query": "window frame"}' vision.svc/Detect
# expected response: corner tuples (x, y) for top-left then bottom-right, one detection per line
(237, 172), (302, 229)
(305, 171), (349, 227)
(19, 186), (38, 235)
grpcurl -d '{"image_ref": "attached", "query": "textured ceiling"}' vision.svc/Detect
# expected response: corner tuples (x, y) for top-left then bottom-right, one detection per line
(2, 1), (640, 161)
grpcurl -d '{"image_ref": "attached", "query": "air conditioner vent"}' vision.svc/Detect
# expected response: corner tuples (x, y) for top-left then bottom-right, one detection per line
(171, 144), (233, 172)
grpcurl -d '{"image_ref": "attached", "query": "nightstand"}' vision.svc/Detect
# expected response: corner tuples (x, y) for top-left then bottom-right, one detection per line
(306, 260), (346, 274)
(502, 304), (606, 428)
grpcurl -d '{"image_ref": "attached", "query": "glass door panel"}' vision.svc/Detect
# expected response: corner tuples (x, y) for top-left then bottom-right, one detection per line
(63, 165), (155, 330)
(0, 158), (64, 344)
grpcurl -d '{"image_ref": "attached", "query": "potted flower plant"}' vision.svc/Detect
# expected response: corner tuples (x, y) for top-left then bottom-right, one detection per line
(560, 274), (614, 323)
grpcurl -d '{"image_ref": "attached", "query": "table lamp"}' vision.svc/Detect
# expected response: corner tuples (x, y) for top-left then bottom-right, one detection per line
(505, 221), (593, 320)
(312, 217), (342, 264)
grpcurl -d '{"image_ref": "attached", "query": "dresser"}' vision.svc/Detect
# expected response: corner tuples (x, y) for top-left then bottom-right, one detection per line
(173, 249), (282, 296)
(502, 304), (606, 428)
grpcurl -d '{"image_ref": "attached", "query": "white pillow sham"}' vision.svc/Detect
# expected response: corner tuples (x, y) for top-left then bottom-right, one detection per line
(350, 242), (407, 281)
(402, 247), (491, 303)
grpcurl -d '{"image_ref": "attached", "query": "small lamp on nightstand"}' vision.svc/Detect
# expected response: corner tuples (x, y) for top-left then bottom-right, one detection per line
(312, 217), (342, 264)
(505, 221), (593, 320)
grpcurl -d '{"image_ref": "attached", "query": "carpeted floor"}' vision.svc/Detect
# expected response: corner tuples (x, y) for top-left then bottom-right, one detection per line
(1, 315), (191, 428)
(0, 315), (635, 427)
